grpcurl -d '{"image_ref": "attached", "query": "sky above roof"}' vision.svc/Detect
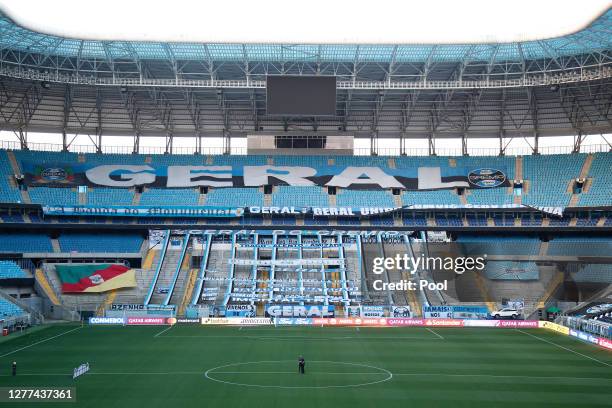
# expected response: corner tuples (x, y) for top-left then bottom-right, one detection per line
(0, 0), (609, 44)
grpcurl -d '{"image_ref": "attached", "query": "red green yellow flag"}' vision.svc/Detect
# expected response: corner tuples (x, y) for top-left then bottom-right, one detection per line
(55, 264), (136, 293)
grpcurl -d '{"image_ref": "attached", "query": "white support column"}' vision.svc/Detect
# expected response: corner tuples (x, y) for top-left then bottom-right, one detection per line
(268, 234), (277, 302)
(250, 233), (258, 306)
(223, 233), (237, 305)
(337, 234), (350, 306)
(298, 234), (305, 305)
(319, 235), (329, 305)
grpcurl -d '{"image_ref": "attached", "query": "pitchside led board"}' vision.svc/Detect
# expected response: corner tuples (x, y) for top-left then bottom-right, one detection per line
(266, 76), (337, 116)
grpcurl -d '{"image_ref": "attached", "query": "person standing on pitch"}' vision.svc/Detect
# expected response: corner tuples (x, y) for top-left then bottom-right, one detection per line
(12, 361), (16, 376)
(298, 356), (305, 374)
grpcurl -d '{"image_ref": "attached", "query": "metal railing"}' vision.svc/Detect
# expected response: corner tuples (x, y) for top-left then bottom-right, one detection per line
(0, 63), (610, 90)
(558, 315), (611, 339)
(1, 139), (609, 157)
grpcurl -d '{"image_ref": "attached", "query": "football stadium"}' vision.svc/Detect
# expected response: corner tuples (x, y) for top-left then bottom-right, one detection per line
(0, 0), (611, 406)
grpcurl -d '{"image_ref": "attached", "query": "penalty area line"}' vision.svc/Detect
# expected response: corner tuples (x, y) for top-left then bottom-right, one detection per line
(426, 327), (445, 340)
(0, 326), (83, 359)
(516, 329), (611, 368)
(154, 325), (174, 338)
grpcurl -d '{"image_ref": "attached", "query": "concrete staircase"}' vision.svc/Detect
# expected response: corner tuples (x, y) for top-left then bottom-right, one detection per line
(536, 272), (564, 309)
(393, 195), (402, 207)
(51, 239), (61, 253)
(96, 290), (118, 316)
(178, 268), (199, 315)
(569, 155), (594, 206)
(148, 249), (183, 305)
(6, 151), (32, 203)
(329, 194), (337, 206)
(132, 189), (141, 205)
(198, 192), (207, 205)
(515, 156), (523, 181)
(263, 187), (272, 206)
(167, 251), (192, 306)
(35, 269), (61, 306)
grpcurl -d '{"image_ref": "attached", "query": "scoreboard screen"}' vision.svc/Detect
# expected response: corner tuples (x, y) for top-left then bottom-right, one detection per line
(266, 76), (336, 116)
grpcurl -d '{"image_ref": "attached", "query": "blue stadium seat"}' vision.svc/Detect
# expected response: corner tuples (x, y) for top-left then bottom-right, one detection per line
(456, 235), (540, 255)
(29, 187), (79, 205)
(140, 188), (198, 206)
(87, 187), (134, 206)
(484, 261), (539, 280)
(522, 154), (585, 207)
(58, 233), (143, 253)
(577, 153), (611, 207)
(272, 186), (328, 207)
(0, 298), (25, 319)
(0, 233), (52, 252)
(547, 237), (611, 257)
(206, 187), (263, 207)
(402, 190), (460, 206)
(337, 189), (394, 208)
(567, 264), (612, 283)
(0, 261), (28, 279)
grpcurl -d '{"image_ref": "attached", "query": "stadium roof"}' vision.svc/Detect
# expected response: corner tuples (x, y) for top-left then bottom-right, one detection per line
(0, 4), (609, 154)
(0, 8), (610, 63)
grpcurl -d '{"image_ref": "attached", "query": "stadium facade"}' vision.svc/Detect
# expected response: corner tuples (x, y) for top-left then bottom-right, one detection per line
(0, 6), (610, 349)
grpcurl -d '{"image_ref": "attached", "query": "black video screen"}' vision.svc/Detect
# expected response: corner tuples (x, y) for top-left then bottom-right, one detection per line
(266, 76), (336, 116)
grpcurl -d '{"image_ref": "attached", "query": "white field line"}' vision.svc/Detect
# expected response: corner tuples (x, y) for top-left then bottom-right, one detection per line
(0, 326), (82, 359)
(517, 329), (611, 368)
(426, 327), (445, 340)
(154, 325), (174, 338)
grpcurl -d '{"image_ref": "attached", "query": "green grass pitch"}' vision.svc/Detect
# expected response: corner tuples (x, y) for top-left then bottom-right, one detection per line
(0, 324), (611, 408)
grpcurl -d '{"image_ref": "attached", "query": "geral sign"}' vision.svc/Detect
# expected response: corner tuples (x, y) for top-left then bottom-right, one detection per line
(74, 164), (487, 190)
(265, 305), (335, 318)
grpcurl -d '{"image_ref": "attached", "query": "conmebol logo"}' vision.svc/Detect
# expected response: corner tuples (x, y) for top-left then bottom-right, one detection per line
(89, 317), (125, 325)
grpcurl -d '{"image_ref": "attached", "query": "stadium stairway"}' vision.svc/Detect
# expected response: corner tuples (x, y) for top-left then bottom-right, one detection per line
(474, 273), (496, 312)
(51, 238), (61, 253)
(167, 243), (193, 306)
(6, 150), (31, 204)
(6, 150), (20, 175)
(178, 268), (199, 316)
(34, 268), (61, 306)
(361, 241), (394, 305)
(148, 248), (183, 305)
(143, 248), (160, 271)
(536, 271), (564, 309)
(569, 154), (594, 206)
(402, 271), (422, 316)
(132, 189), (141, 205)
(198, 192), (207, 205)
(96, 290), (118, 316)
(515, 156), (523, 181)
(199, 242), (232, 305)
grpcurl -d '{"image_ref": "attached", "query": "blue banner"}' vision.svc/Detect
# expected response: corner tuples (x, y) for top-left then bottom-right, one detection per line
(42, 205), (244, 218)
(22, 160), (509, 191)
(422, 305), (489, 319)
